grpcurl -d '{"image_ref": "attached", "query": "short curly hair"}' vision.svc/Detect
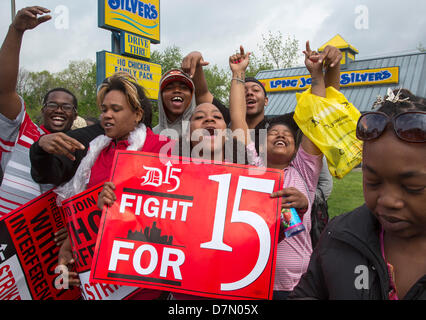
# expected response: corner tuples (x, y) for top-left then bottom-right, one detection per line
(97, 72), (153, 128)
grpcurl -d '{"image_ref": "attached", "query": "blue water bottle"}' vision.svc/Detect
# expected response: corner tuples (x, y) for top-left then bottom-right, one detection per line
(281, 207), (305, 238)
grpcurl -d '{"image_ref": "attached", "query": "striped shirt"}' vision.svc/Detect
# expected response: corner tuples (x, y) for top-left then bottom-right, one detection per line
(233, 141), (322, 291)
(274, 146), (322, 291)
(0, 98), (53, 217)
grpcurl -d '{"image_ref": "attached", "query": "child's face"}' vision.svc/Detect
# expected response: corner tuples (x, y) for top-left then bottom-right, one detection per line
(266, 124), (296, 165)
(190, 103), (227, 153)
(363, 129), (426, 238)
(161, 80), (192, 121)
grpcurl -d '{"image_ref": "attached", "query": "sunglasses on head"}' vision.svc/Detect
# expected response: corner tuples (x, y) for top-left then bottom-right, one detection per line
(356, 111), (426, 143)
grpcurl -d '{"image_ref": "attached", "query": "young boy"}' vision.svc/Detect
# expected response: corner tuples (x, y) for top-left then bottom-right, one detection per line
(152, 69), (196, 136)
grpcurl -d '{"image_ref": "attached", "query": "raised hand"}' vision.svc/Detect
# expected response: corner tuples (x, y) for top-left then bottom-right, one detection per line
(303, 41), (323, 76)
(12, 6), (51, 33)
(318, 45), (342, 70)
(229, 45), (251, 74)
(181, 51), (210, 78)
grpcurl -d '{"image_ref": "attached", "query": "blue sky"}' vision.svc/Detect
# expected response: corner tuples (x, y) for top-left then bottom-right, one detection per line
(1, 0), (425, 73)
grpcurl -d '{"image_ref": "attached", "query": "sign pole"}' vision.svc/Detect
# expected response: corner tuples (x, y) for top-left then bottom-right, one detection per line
(111, 31), (121, 54)
(97, 0), (161, 99)
(11, 0), (16, 21)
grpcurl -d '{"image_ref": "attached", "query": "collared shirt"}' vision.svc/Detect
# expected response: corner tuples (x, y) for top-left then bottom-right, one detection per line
(246, 142), (322, 291)
(274, 146), (322, 291)
(0, 98), (53, 217)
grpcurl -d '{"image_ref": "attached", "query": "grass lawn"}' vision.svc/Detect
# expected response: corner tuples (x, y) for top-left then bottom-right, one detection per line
(327, 169), (365, 219)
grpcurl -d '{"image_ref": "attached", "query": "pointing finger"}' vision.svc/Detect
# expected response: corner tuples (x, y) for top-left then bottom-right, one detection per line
(305, 41), (312, 55)
(240, 45), (245, 56)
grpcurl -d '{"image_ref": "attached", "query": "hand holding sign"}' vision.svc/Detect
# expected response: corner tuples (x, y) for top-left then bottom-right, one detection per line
(270, 187), (308, 211)
(58, 236), (81, 287)
(54, 227), (68, 246)
(98, 182), (117, 209)
(90, 151), (283, 300)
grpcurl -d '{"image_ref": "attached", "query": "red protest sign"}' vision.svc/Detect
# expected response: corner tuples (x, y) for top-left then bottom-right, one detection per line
(91, 151), (283, 300)
(61, 184), (142, 300)
(0, 190), (80, 300)
(61, 184), (103, 274)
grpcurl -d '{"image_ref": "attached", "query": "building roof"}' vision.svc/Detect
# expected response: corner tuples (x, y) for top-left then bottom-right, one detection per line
(318, 34), (359, 54)
(256, 51), (426, 116)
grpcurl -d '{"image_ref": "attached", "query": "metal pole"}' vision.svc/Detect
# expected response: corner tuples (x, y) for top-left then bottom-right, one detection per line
(11, 0), (16, 21)
(111, 31), (121, 54)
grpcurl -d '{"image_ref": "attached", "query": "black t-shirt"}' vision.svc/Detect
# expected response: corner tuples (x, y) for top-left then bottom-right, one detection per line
(252, 117), (268, 155)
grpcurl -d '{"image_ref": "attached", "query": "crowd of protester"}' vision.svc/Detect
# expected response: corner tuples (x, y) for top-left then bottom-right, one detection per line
(0, 6), (424, 300)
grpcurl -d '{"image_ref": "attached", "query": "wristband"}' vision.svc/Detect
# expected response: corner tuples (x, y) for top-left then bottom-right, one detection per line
(231, 77), (245, 84)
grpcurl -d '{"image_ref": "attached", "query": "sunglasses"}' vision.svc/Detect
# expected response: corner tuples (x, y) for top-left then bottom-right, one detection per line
(356, 111), (426, 143)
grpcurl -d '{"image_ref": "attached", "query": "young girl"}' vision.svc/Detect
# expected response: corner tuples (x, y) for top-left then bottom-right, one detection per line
(98, 101), (232, 208)
(56, 72), (172, 299)
(290, 89), (426, 299)
(228, 44), (333, 299)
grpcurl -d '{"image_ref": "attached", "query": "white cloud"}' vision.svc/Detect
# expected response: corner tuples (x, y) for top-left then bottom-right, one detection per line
(0, 0), (424, 74)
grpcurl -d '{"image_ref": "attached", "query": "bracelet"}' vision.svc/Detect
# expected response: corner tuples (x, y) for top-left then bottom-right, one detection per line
(232, 77), (245, 84)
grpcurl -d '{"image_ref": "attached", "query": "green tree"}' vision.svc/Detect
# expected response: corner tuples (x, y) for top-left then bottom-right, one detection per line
(151, 45), (183, 73)
(150, 45), (185, 126)
(246, 52), (274, 78)
(56, 60), (98, 119)
(17, 60), (99, 124)
(257, 31), (300, 69)
(18, 69), (56, 122)
(203, 64), (230, 104)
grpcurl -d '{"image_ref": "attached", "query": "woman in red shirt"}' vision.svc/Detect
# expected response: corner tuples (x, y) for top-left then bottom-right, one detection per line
(56, 72), (172, 300)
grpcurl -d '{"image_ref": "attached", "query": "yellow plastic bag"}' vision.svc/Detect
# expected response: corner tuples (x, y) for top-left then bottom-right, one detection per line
(294, 87), (363, 178)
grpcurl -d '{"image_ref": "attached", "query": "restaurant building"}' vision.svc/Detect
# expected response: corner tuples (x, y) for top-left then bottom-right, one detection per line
(256, 34), (426, 115)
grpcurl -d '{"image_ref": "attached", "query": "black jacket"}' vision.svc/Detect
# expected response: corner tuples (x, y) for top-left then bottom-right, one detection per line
(30, 123), (105, 186)
(290, 204), (426, 300)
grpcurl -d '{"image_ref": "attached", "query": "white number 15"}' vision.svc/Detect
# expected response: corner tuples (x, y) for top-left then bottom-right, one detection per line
(200, 174), (275, 291)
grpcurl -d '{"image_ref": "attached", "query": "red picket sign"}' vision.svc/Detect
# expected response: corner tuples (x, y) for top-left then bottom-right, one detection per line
(0, 190), (81, 300)
(61, 183), (143, 300)
(90, 151), (283, 300)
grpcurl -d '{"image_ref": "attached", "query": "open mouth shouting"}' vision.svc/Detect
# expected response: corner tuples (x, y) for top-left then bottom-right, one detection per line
(171, 95), (185, 107)
(246, 98), (257, 109)
(205, 126), (217, 136)
(273, 139), (288, 148)
(199, 126), (222, 141)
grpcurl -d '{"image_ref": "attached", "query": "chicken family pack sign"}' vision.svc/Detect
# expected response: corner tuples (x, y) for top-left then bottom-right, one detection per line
(90, 151), (283, 300)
